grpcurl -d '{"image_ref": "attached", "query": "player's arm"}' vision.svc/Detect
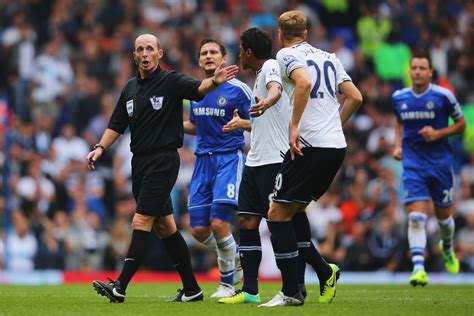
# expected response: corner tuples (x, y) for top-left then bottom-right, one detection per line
(249, 82), (282, 117)
(393, 118), (403, 161)
(222, 109), (251, 132)
(198, 62), (239, 96)
(87, 128), (121, 170)
(418, 117), (466, 142)
(289, 67), (312, 159)
(184, 120), (197, 135)
(339, 81), (363, 125)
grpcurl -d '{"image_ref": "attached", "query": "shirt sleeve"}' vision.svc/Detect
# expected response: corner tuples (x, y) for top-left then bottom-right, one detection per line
(391, 92), (401, 120)
(276, 48), (304, 78)
(265, 60), (282, 87)
(172, 71), (203, 101)
(443, 89), (463, 120)
(236, 84), (252, 120)
(332, 54), (352, 89)
(107, 88), (129, 134)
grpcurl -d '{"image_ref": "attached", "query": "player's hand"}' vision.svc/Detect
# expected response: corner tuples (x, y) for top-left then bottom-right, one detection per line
(222, 109), (241, 132)
(418, 126), (439, 142)
(392, 146), (402, 161)
(289, 124), (303, 160)
(213, 61), (239, 84)
(86, 148), (103, 170)
(249, 96), (269, 117)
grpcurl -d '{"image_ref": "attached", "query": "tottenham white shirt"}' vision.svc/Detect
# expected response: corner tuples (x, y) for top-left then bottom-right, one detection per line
(246, 59), (290, 167)
(276, 42), (351, 148)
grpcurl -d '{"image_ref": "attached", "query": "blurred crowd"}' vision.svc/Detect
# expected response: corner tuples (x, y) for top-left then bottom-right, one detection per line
(1, 0), (474, 274)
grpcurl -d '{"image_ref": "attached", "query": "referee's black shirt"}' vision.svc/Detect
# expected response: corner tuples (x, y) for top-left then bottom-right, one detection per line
(108, 66), (202, 155)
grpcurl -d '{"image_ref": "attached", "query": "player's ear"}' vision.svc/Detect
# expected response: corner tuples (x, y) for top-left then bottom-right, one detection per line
(222, 55), (228, 63)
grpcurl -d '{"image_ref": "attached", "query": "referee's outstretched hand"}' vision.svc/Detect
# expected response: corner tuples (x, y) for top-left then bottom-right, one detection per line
(86, 148), (103, 170)
(213, 61), (239, 84)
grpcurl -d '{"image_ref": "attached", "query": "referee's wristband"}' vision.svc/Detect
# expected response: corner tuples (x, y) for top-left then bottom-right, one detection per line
(211, 78), (219, 87)
(93, 143), (105, 152)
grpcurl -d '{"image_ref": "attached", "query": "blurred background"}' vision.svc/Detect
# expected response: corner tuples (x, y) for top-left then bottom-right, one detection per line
(0, 0), (473, 281)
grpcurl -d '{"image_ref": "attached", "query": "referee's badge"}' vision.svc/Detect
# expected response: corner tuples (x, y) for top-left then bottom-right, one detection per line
(150, 96), (164, 110)
(217, 96), (228, 107)
(126, 99), (134, 117)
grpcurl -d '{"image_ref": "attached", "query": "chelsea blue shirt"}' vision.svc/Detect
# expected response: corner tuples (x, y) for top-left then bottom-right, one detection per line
(392, 83), (463, 169)
(190, 79), (252, 155)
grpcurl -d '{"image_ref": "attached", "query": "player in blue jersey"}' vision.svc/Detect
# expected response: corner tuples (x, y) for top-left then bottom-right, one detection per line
(183, 39), (251, 298)
(392, 53), (466, 286)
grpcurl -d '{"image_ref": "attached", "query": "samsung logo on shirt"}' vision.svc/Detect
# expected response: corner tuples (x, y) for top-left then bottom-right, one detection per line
(401, 111), (436, 120)
(193, 107), (226, 117)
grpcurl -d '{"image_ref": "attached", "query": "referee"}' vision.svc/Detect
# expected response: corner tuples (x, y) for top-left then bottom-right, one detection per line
(87, 33), (238, 303)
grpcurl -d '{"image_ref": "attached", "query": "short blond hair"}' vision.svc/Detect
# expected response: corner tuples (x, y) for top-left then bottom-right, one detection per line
(278, 11), (307, 40)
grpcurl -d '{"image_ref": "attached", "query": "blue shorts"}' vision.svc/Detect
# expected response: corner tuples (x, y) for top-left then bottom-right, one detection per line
(188, 151), (245, 227)
(403, 165), (454, 208)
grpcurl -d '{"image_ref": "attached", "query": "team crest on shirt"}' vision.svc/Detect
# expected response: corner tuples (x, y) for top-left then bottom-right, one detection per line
(150, 96), (164, 110)
(126, 99), (134, 117)
(426, 101), (434, 110)
(217, 96), (228, 107)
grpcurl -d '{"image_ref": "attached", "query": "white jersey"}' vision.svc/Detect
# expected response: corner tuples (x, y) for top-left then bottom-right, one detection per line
(246, 59), (290, 167)
(276, 42), (351, 148)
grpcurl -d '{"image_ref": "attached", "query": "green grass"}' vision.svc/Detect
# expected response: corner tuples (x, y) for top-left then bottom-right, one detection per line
(0, 283), (473, 316)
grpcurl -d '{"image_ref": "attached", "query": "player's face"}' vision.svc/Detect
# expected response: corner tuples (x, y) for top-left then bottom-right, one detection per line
(198, 42), (226, 73)
(410, 57), (432, 87)
(133, 35), (163, 76)
(239, 44), (250, 70)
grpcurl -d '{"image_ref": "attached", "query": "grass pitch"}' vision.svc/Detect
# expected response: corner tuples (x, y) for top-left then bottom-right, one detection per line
(0, 282), (472, 316)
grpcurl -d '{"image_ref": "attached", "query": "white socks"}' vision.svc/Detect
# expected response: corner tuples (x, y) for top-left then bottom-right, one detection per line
(216, 234), (237, 286)
(408, 212), (427, 271)
(203, 233), (217, 251)
(438, 216), (455, 253)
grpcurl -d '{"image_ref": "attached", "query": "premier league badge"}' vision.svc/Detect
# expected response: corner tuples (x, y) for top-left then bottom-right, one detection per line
(150, 96), (164, 110)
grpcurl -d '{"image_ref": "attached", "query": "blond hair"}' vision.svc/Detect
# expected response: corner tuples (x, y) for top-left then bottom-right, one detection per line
(278, 11), (307, 40)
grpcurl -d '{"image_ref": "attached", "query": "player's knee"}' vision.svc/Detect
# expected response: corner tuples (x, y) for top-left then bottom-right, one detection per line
(191, 226), (211, 242)
(268, 205), (292, 221)
(132, 213), (154, 231)
(239, 215), (260, 230)
(210, 219), (230, 236)
(408, 211), (427, 230)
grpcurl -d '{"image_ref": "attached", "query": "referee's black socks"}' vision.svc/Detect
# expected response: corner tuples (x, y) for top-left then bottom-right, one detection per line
(163, 231), (200, 292)
(268, 221), (300, 297)
(118, 229), (150, 291)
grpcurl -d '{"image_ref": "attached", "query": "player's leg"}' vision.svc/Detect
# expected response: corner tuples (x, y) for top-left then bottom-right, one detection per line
(260, 200), (304, 307)
(305, 147), (345, 304)
(428, 166), (459, 274)
(187, 155), (216, 260)
(154, 213), (203, 302)
(407, 201), (430, 286)
(220, 163), (279, 304)
(404, 167), (431, 286)
(219, 215), (262, 304)
(208, 151), (244, 298)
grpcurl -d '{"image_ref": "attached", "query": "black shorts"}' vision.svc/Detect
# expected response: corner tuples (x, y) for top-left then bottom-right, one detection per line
(273, 147), (345, 204)
(238, 163), (281, 218)
(131, 150), (179, 217)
